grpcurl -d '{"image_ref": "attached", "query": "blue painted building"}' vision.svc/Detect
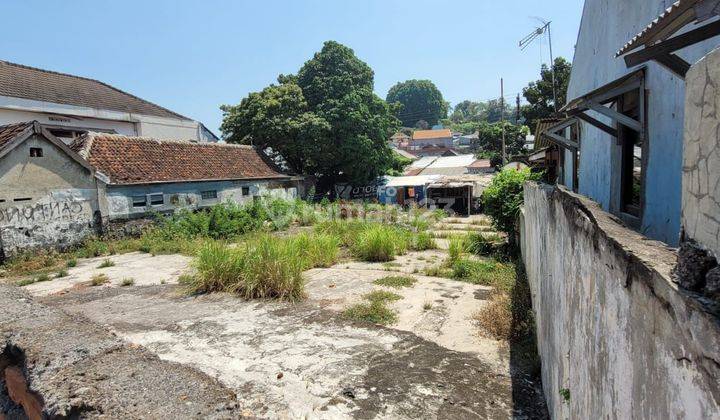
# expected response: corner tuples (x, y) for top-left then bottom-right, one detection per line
(556, 0), (720, 246)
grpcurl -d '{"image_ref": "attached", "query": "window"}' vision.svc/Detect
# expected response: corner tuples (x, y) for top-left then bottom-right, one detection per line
(242, 186), (250, 196)
(132, 196), (147, 208)
(201, 190), (218, 200)
(149, 194), (164, 206)
(29, 147), (43, 157)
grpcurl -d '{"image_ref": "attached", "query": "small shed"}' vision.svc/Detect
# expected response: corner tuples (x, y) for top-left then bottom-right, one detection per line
(377, 175), (442, 205)
(426, 174), (494, 216)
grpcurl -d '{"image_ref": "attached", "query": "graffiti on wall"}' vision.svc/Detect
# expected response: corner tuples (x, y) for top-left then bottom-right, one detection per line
(334, 183), (382, 200)
(0, 201), (86, 225)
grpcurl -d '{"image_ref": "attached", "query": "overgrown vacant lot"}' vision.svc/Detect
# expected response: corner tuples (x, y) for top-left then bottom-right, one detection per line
(2, 200), (547, 418)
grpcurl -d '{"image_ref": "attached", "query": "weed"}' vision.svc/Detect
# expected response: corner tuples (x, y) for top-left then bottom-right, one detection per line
(97, 259), (115, 268)
(447, 235), (467, 264)
(177, 274), (195, 285)
(343, 301), (397, 325)
(120, 278), (135, 287)
(90, 274), (110, 286)
(559, 388), (571, 403)
(66, 259), (78, 268)
(352, 225), (408, 262)
(423, 264), (453, 278)
(365, 290), (402, 303)
(474, 292), (512, 339)
(411, 231), (436, 251)
(373, 275), (417, 288)
(16, 278), (35, 286)
(35, 273), (51, 283)
(190, 235), (306, 300)
(56, 269), (69, 278)
(423, 301), (433, 311)
(451, 259), (516, 291)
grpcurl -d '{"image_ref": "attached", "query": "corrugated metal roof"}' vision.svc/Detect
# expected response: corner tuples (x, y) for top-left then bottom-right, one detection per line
(384, 175), (443, 187)
(616, 0), (704, 57)
(533, 118), (562, 150)
(425, 154), (477, 168)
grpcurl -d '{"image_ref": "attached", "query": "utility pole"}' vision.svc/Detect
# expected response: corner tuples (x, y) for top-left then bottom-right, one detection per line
(516, 94), (521, 123)
(500, 78), (506, 165)
(547, 22), (557, 112)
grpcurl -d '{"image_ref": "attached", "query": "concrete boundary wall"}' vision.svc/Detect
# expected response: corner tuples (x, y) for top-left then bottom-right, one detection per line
(520, 182), (720, 418)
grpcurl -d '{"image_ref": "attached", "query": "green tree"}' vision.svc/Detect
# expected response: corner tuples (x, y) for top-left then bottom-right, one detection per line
(386, 80), (448, 127)
(482, 168), (541, 235)
(475, 122), (530, 161)
(221, 41), (398, 193)
(521, 57), (572, 129)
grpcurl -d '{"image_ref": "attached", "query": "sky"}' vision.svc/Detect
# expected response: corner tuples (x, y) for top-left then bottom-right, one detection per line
(2, 0), (585, 135)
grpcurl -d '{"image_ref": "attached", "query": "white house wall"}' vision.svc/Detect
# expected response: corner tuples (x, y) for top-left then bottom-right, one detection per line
(0, 95), (215, 142)
(103, 180), (298, 220)
(567, 0), (720, 245)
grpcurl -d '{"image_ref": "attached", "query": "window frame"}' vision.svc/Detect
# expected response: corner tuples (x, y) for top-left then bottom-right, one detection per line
(29, 147), (43, 157)
(201, 190), (218, 200)
(149, 193), (164, 206)
(241, 186), (250, 196)
(132, 195), (147, 208)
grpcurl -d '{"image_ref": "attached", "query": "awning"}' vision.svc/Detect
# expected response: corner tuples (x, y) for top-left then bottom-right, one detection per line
(540, 117), (580, 150)
(559, 70), (645, 142)
(616, 0), (720, 78)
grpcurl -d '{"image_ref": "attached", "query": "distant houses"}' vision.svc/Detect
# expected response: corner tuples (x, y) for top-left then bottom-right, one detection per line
(0, 60), (217, 144)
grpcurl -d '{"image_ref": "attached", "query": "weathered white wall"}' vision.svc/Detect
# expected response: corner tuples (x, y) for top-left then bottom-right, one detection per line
(682, 47), (720, 259)
(521, 182), (720, 419)
(0, 96), (215, 142)
(102, 179), (298, 220)
(0, 135), (98, 257)
(567, 0), (720, 245)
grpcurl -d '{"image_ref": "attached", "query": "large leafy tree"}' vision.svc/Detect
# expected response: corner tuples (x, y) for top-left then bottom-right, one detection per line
(521, 57), (572, 129)
(474, 122), (530, 166)
(386, 79), (448, 127)
(221, 41), (398, 193)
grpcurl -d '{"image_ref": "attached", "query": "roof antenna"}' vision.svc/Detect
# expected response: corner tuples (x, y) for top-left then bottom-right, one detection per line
(519, 18), (557, 112)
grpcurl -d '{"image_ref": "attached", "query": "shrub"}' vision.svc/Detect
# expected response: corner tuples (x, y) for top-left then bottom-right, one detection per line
(56, 269), (69, 278)
(481, 168), (540, 234)
(120, 278), (135, 287)
(90, 274), (110, 286)
(352, 225), (408, 262)
(466, 232), (497, 256)
(373, 275), (417, 288)
(191, 235), (306, 300)
(66, 259), (78, 268)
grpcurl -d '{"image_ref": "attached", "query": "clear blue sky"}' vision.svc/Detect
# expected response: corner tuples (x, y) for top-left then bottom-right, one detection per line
(3, 0), (584, 135)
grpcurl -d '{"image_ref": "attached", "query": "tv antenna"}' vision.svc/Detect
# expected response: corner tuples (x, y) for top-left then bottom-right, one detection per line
(519, 19), (557, 112)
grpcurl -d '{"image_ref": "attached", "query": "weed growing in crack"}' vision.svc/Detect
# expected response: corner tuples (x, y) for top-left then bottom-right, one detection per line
(120, 278), (135, 287)
(373, 275), (417, 288)
(97, 259), (115, 269)
(90, 274), (110, 286)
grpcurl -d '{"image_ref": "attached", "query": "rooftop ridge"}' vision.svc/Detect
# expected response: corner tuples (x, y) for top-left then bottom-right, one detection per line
(0, 60), (190, 121)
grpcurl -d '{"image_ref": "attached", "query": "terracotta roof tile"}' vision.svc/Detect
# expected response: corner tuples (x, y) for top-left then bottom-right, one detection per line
(0, 121), (33, 153)
(71, 133), (290, 185)
(468, 159), (491, 168)
(412, 129), (452, 140)
(0, 61), (188, 120)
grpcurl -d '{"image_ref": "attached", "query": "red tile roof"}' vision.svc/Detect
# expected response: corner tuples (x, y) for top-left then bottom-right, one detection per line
(71, 133), (290, 185)
(412, 129), (452, 140)
(0, 121), (33, 153)
(0, 60), (188, 120)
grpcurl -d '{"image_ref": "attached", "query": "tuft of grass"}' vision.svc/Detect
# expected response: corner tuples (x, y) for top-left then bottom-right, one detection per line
(293, 232), (340, 269)
(411, 231), (436, 251)
(474, 292), (512, 339)
(373, 275), (417, 288)
(343, 301), (398, 325)
(97, 259), (115, 268)
(189, 235), (308, 300)
(365, 290), (402, 303)
(423, 264), (453, 278)
(90, 273), (110, 286)
(352, 225), (408, 262)
(177, 274), (195, 285)
(447, 235), (467, 265)
(423, 301), (433, 311)
(34, 273), (51, 283)
(66, 258), (78, 268)
(56, 269), (69, 278)
(451, 259), (516, 291)
(120, 277), (135, 287)
(16, 278), (36, 287)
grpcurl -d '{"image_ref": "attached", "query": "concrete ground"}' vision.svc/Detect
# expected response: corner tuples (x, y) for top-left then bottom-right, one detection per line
(7, 216), (547, 419)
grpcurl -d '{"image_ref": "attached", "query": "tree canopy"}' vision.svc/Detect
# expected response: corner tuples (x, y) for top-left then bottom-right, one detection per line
(386, 79), (448, 127)
(221, 41), (398, 192)
(521, 57), (572, 129)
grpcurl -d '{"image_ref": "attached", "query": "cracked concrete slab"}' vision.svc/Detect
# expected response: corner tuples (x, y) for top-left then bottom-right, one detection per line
(39, 284), (546, 419)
